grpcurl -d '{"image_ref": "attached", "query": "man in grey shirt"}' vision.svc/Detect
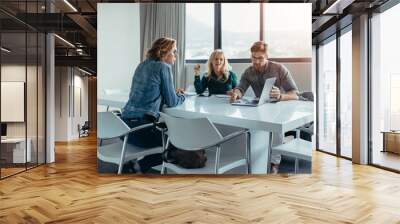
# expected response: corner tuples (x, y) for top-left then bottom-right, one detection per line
(230, 41), (299, 173)
(230, 41), (299, 102)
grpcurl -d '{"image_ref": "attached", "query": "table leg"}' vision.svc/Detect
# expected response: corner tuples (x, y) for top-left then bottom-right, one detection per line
(267, 132), (273, 174)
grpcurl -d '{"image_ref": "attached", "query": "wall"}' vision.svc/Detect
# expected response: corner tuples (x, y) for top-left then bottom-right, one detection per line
(1, 64), (45, 165)
(55, 67), (89, 141)
(185, 62), (312, 92)
(97, 3), (141, 99)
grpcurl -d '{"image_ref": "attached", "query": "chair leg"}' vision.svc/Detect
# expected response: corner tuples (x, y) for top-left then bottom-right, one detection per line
(215, 146), (221, 174)
(161, 162), (166, 174)
(117, 135), (129, 174)
(246, 131), (251, 174)
(161, 129), (167, 175)
(294, 158), (299, 174)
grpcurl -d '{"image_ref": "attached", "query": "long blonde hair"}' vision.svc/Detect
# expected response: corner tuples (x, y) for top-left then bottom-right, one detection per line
(206, 49), (231, 82)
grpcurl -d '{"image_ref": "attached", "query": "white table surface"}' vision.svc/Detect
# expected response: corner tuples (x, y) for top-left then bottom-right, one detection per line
(99, 94), (313, 133)
(164, 96), (314, 134)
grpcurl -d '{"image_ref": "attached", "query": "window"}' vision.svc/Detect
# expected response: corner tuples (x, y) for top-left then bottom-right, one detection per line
(371, 2), (400, 171)
(221, 3), (259, 59)
(317, 37), (337, 155)
(339, 29), (352, 158)
(185, 3), (311, 60)
(264, 3), (312, 58)
(185, 3), (214, 60)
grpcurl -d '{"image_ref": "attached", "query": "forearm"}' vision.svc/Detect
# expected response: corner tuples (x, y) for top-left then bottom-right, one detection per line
(194, 76), (205, 94)
(280, 91), (298, 101)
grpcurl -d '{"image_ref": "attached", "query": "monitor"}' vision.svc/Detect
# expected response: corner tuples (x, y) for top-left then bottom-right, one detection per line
(1, 123), (7, 137)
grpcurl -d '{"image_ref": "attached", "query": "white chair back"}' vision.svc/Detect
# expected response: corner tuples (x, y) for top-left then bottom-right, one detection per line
(160, 112), (223, 150)
(97, 112), (130, 139)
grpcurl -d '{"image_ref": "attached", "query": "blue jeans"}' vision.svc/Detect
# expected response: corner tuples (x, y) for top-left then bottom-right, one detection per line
(122, 117), (163, 173)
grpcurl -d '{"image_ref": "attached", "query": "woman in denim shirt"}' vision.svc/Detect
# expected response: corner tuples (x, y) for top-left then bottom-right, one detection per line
(121, 37), (185, 173)
(194, 49), (238, 95)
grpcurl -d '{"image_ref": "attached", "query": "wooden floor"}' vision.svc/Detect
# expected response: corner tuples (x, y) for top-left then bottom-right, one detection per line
(1, 135), (400, 223)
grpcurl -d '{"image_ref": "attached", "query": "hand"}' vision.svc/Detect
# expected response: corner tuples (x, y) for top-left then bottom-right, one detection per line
(229, 89), (242, 103)
(270, 86), (281, 100)
(176, 88), (184, 94)
(194, 64), (201, 76)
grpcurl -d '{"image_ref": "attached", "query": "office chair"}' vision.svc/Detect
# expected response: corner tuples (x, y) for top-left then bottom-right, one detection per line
(159, 112), (251, 174)
(97, 112), (163, 174)
(78, 121), (90, 138)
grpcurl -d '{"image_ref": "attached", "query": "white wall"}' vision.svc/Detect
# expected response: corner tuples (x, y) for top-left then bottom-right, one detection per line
(55, 67), (89, 141)
(185, 62), (312, 92)
(97, 3), (140, 98)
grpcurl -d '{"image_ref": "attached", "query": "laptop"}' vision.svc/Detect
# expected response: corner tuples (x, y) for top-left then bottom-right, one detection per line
(231, 77), (277, 107)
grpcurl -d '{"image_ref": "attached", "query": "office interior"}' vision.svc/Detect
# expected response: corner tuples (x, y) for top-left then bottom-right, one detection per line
(97, 3), (313, 174)
(0, 0), (399, 222)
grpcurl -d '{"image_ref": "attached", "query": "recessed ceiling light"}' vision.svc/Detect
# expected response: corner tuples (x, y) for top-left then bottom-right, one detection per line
(1, 47), (11, 53)
(78, 67), (92, 76)
(54, 34), (75, 48)
(63, 0), (78, 12)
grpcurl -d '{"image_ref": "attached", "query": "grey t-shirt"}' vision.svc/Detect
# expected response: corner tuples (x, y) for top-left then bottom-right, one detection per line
(237, 61), (298, 97)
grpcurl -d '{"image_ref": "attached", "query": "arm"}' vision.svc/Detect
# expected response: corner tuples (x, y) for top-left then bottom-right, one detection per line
(230, 70), (250, 102)
(194, 74), (208, 94)
(160, 65), (185, 107)
(276, 65), (299, 101)
(280, 90), (298, 101)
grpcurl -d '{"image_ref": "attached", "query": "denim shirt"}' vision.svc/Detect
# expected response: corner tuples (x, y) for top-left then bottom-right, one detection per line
(122, 59), (185, 119)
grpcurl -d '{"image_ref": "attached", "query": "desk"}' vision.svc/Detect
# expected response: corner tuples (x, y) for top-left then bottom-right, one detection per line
(1, 138), (31, 163)
(98, 95), (314, 174)
(381, 131), (400, 154)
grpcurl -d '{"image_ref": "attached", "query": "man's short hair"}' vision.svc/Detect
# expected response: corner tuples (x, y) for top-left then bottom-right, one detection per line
(250, 41), (268, 55)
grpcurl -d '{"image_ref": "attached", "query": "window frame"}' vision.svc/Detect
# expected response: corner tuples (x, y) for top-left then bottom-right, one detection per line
(185, 2), (312, 63)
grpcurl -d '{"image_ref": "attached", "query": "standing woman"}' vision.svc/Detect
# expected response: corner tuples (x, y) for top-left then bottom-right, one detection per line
(121, 37), (185, 173)
(193, 49), (238, 95)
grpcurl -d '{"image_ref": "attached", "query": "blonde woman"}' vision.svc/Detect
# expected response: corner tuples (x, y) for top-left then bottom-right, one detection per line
(193, 49), (238, 95)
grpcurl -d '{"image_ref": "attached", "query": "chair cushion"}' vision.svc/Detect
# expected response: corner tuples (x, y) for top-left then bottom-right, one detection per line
(272, 138), (312, 161)
(98, 141), (162, 165)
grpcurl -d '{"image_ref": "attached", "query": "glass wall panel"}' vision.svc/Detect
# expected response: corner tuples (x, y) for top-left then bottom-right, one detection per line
(317, 37), (337, 154)
(27, 30), (38, 169)
(1, 30), (28, 177)
(0, 1), (46, 178)
(371, 3), (400, 171)
(339, 29), (352, 158)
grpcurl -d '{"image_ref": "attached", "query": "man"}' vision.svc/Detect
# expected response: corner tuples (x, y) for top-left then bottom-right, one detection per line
(230, 41), (299, 173)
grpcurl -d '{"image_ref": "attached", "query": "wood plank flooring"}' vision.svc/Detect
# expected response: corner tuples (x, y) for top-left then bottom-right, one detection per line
(0, 135), (400, 223)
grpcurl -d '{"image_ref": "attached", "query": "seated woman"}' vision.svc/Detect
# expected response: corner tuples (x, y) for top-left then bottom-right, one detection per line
(194, 49), (238, 95)
(121, 37), (185, 173)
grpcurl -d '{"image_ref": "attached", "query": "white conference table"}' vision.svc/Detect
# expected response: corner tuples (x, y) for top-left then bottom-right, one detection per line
(98, 94), (314, 174)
